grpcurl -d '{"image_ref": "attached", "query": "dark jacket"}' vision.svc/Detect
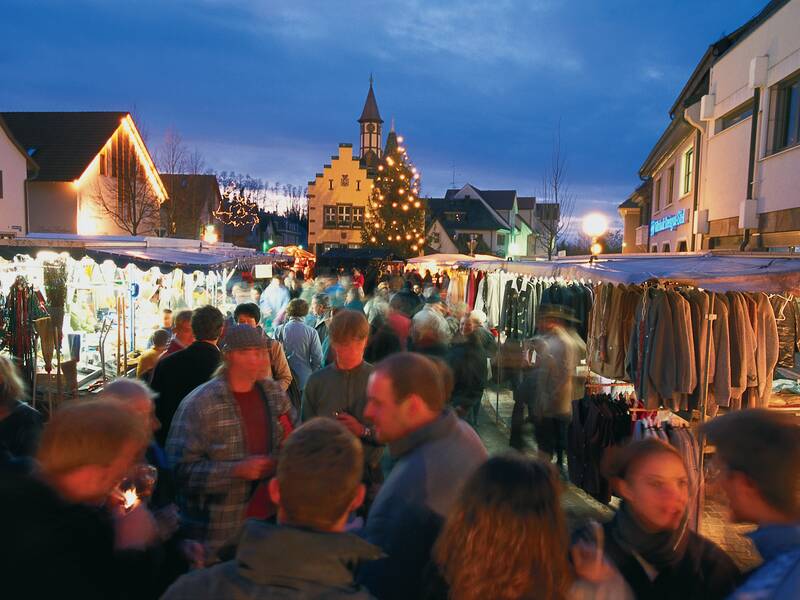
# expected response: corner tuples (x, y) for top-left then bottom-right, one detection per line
(0, 467), (121, 600)
(162, 521), (382, 599)
(601, 520), (740, 600)
(150, 341), (221, 447)
(446, 337), (488, 412)
(0, 400), (43, 457)
(358, 409), (488, 600)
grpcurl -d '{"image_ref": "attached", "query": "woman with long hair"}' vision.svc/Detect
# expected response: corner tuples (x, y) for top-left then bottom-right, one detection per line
(579, 438), (740, 599)
(429, 454), (572, 600)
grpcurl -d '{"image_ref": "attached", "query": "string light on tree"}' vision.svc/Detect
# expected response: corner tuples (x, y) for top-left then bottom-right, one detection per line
(213, 185), (259, 230)
(361, 127), (425, 258)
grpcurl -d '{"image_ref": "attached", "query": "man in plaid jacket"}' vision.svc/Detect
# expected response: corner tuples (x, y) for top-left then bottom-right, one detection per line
(166, 325), (294, 562)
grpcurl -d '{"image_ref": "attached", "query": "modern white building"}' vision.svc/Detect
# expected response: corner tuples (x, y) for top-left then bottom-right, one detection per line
(621, 0), (800, 253)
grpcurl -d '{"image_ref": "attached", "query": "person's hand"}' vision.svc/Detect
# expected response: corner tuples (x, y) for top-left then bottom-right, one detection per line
(153, 504), (180, 541)
(336, 412), (366, 437)
(113, 503), (159, 550)
(571, 541), (617, 584)
(180, 540), (206, 570)
(233, 455), (275, 480)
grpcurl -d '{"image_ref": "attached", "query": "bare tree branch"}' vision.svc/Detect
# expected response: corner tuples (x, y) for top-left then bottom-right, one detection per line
(91, 159), (161, 236)
(538, 122), (576, 259)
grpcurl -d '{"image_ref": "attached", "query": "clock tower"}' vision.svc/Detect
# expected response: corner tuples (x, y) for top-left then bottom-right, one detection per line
(358, 75), (383, 169)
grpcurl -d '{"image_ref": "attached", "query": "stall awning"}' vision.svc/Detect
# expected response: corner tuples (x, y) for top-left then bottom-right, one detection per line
(0, 235), (285, 273)
(456, 253), (800, 293)
(407, 253), (499, 266)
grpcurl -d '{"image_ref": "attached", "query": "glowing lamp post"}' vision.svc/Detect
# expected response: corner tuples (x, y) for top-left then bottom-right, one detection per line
(582, 213), (608, 263)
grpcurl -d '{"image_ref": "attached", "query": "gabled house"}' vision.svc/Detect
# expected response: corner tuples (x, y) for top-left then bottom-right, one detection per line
(0, 112), (167, 236)
(0, 115), (38, 236)
(426, 184), (556, 258)
(159, 173), (222, 240)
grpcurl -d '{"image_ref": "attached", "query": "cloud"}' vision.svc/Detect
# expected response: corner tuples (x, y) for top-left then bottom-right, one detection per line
(642, 66), (665, 81)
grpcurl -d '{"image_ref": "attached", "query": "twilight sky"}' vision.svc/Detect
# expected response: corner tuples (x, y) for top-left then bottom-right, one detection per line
(2, 0), (767, 223)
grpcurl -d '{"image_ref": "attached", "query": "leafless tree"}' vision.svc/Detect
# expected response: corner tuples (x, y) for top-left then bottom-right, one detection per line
(538, 123), (576, 259)
(91, 158), (161, 236)
(157, 128), (187, 235)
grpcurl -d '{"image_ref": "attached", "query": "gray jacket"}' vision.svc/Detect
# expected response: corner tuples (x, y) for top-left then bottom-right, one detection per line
(359, 409), (487, 599)
(162, 521), (381, 600)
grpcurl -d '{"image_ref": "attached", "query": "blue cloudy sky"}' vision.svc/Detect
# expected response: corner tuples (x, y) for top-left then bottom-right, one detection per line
(3, 0), (767, 223)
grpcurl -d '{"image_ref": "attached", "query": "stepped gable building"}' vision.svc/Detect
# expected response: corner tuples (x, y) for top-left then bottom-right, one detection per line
(307, 79), (385, 255)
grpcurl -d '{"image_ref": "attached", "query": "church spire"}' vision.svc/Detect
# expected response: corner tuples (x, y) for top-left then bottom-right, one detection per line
(358, 76), (383, 168)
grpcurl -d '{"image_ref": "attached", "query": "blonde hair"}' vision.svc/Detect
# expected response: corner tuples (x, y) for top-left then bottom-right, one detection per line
(0, 355), (26, 408)
(37, 399), (149, 475)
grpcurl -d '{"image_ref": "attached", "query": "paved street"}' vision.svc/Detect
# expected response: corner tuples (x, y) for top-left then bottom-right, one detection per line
(476, 387), (760, 571)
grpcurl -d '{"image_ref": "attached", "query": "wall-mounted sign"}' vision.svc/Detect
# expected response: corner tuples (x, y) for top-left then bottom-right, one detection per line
(650, 209), (686, 237)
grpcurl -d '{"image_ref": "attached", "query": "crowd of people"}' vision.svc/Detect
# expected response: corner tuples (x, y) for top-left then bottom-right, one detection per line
(0, 264), (799, 599)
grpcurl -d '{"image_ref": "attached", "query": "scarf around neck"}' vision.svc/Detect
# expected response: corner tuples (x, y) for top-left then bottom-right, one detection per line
(611, 501), (690, 571)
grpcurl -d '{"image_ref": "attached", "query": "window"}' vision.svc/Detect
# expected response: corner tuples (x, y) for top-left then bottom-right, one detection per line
(337, 204), (352, 227)
(497, 233), (506, 246)
(323, 206), (337, 228)
(771, 73), (800, 153)
(677, 240), (688, 252)
(653, 178), (661, 212)
(682, 148), (693, 196)
(666, 165), (675, 207)
(110, 139), (117, 176)
(444, 211), (466, 223)
(716, 100), (754, 133)
(99, 152), (106, 176)
(352, 206), (364, 228)
(431, 232), (440, 245)
(662, 243), (671, 253)
(328, 179), (334, 190)
(651, 245), (657, 253)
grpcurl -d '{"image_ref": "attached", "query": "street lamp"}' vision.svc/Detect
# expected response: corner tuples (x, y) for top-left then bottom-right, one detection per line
(582, 213), (608, 263)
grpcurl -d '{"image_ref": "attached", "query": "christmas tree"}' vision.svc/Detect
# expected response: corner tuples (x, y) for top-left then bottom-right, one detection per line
(362, 130), (425, 258)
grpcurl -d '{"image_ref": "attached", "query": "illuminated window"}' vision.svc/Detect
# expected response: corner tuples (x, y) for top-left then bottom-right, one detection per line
(770, 72), (800, 153)
(323, 206), (337, 228)
(682, 148), (693, 196)
(352, 206), (364, 227)
(337, 205), (352, 226)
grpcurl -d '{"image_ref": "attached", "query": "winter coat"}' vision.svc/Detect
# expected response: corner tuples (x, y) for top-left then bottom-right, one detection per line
(601, 520), (740, 600)
(358, 409), (487, 600)
(151, 341), (222, 447)
(273, 318), (323, 390)
(0, 400), (43, 458)
(162, 521), (381, 600)
(730, 523), (800, 600)
(166, 376), (291, 559)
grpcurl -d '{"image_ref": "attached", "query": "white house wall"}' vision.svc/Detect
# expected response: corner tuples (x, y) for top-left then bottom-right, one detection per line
(704, 117), (752, 221)
(0, 127), (27, 235)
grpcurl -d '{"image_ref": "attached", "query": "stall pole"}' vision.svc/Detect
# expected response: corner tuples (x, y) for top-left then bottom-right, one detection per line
(122, 294), (128, 375)
(54, 321), (62, 413)
(695, 292), (717, 529)
(495, 268), (501, 425)
(116, 295), (122, 376)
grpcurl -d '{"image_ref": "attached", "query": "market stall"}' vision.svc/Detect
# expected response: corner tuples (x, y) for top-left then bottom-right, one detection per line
(438, 251), (800, 524)
(0, 234), (279, 408)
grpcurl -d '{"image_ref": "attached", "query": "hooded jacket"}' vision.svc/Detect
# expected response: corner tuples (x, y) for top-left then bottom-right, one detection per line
(162, 521), (382, 599)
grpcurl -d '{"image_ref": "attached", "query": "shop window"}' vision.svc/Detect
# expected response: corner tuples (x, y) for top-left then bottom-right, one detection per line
(651, 245), (657, 253)
(682, 148), (693, 196)
(770, 72), (800, 153)
(323, 206), (337, 228)
(662, 242), (671, 253)
(677, 240), (688, 252)
(716, 100), (754, 133)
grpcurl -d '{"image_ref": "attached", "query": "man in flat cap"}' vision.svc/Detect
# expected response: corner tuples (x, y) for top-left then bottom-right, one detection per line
(166, 324), (293, 563)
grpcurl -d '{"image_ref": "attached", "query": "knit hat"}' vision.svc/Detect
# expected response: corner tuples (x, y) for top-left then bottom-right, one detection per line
(222, 323), (270, 351)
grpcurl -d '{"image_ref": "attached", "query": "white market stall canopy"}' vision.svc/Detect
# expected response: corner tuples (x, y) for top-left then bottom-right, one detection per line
(455, 252), (800, 293)
(407, 253), (499, 267)
(0, 234), (287, 273)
